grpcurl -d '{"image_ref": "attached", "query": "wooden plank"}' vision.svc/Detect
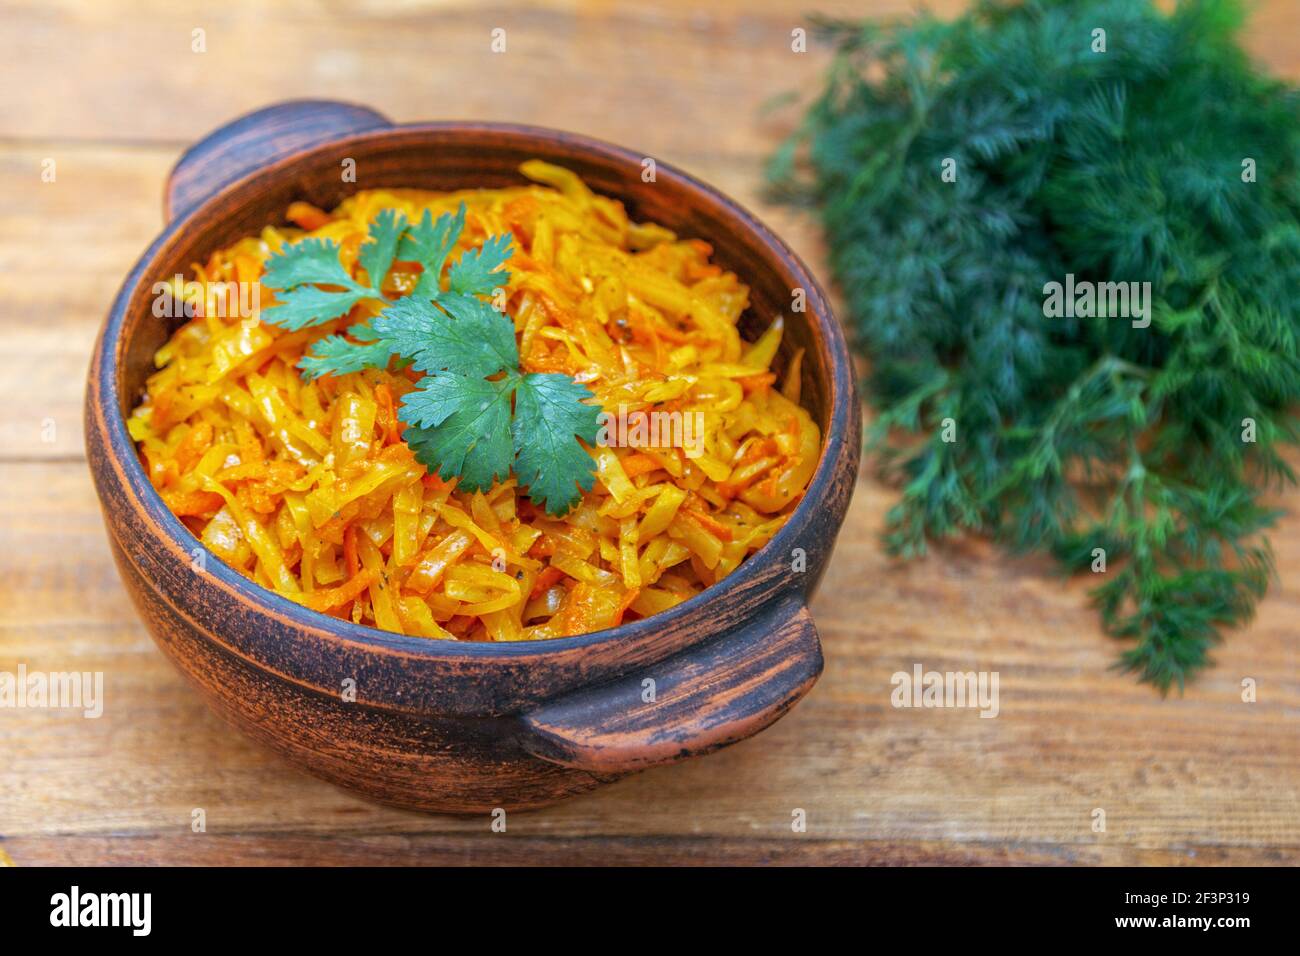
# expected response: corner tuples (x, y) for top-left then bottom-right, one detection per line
(0, 144), (173, 460)
(0, 0), (873, 145)
(3, 0), (1292, 146)
(6, 834), (1294, 867)
(2, 461), (1296, 864)
(0, 0), (1290, 147)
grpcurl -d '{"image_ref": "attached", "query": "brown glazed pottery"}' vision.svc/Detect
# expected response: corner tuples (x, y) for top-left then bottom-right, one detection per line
(85, 100), (861, 813)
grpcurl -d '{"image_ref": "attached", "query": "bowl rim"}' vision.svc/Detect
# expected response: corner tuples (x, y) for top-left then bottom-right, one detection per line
(91, 119), (857, 666)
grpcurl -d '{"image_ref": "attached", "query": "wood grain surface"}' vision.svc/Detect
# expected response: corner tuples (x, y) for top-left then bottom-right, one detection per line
(1, 0), (1297, 866)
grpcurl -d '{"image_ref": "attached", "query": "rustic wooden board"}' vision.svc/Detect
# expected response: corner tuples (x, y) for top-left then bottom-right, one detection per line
(0, 0), (1297, 866)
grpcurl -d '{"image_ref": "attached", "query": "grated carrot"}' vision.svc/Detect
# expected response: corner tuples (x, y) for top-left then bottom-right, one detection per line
(127, 164), (821, 641)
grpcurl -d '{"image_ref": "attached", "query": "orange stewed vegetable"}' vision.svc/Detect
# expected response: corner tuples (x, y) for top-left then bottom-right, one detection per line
(127, 162), (820, 641)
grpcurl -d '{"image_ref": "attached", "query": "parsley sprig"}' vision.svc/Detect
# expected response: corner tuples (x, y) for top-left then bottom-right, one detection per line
(260, 204), (601, 515)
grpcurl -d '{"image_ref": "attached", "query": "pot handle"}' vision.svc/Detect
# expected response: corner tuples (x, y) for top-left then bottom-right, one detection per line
(520, 595), (823, 775)
(164, 99), (392, 222)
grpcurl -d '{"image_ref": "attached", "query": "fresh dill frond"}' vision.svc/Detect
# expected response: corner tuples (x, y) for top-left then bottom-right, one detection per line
(773, 0), (1300, 690)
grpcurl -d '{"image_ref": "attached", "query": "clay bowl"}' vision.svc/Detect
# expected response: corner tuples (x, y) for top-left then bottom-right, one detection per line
(85, 100), (860, 813)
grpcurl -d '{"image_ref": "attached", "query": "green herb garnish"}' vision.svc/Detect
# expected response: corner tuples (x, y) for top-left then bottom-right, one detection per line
(772, 0), (1300, 690)
(260, 204), (601, 515)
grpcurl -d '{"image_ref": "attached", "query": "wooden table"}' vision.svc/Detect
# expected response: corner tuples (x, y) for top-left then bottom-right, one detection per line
(1, 0), (1297, 867)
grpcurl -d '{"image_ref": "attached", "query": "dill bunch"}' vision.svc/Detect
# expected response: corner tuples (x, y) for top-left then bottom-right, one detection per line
(771, 0), (1300, 690)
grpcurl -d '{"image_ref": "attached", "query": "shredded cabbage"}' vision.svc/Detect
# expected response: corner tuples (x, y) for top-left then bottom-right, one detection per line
(127, 162), (820, 640)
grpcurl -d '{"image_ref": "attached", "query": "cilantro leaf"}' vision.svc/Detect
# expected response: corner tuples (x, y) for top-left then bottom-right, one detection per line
(357, 208), (406, 290)
(263, 284), (372, 331)
(382, 296), (597, 512)
(401, 374), (515, 491)
(297, 323), (394, 379)
(371, 295), (517, 380)
(512, 373), (601, 514)
(448, 233), (513, 297)
(263, 228), (377, 331)
(262, 237), (358, 290)
(398, 205), (465, 299)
